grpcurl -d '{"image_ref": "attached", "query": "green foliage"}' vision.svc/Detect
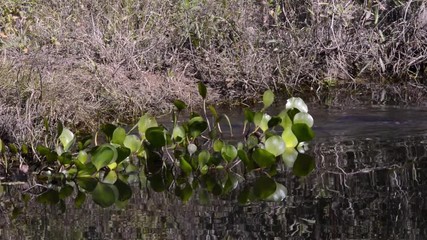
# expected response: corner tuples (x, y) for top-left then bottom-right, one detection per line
(0, 85), (315, 209)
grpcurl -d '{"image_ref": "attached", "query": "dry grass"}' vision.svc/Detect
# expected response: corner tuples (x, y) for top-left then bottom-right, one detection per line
(1, 0), (427, 144)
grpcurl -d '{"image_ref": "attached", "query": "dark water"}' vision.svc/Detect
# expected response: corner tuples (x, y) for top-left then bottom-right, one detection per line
(1, 106), (427, 239)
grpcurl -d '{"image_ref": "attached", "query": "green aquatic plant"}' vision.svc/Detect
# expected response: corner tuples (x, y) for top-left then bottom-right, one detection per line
(0, 83), (315, 208)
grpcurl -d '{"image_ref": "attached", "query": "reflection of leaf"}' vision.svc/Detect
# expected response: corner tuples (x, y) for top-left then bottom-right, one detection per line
(253, 176), (276, 200)
(91, 182), (117, 208)
(252, 148), (276, 168)
(293, 153), (315, 177)
(36, 189), (60, 205)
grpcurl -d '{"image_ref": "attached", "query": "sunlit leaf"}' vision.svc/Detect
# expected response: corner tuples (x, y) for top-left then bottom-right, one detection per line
(146, 127), (166, 148)
(286, 97), (308, 113)
(292, 123), (315, 142)
(253, 176), (276, 200)
(221, 144), (237, 162)
(282, 129), (298, 148)
(293, 112), (314, 128)
(91, 144), (118, 171)
(91, 182), (117, 208)
(138, 114), (158, 139)
(198, 82), (207, 99)
(187, 143), (197, 155)
(213, 139), (224, 152)
(293, 153), (315, 177)
(173, 99), (187, 111)
(254, 113), (271, 132)
(102, 170), (118, 184)
(265, 136), (286, 157)
(77, 150), (88, 164)
(123, 135), (141, 153)
(252, 148), (276, 168)
(262, 89), (275, 109)
(172, 125), (186, 142)
(59, 128), (75, 152)
(282, 147), (298, 168)
(198, 150), (210, 168)
(112, 127), (126, 146)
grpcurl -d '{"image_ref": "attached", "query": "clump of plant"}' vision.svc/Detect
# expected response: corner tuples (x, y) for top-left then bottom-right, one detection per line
(0, 83), (315, 209)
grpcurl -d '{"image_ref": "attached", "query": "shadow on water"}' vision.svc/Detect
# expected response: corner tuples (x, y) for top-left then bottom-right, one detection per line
(1, 106), (427, 239)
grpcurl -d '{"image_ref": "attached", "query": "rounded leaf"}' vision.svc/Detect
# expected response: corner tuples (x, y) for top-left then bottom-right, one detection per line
(293, 153), (315, 177)
(282, 147), (298, 168)
(172, 125), (186, 142)
(59, 128), (75, 152)
(138, 114), (158, 139)
(187, 143), (197, 155)
(286, 97), (308, 113)
(146, 127), (166, 148)
(253, 176), (276, 200)
(221, 144), (237, 162)
(293, 112), (314, 128)
(265, 183), (287, 201)
(112, 127), (126, 145)
(213, 139), (224, 152)
(91, 182), (117, 208)
(292, 123), (315, 142)
(188, 116), (208, 138)
(91, 144), (118, 171)
(123, 135), (141, 153)
(252, 148), (276, 168)
(282, 129), (298, 148)
(262, 90), (275, 109)
(265, 136), (286, 157)
(173, 99), (187, 111)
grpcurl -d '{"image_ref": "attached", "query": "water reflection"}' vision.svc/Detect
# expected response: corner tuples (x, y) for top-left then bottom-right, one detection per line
(1, 106), (427, 239)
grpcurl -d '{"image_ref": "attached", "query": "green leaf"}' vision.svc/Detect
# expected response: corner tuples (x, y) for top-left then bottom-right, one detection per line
(238, 150), (255, 170)
(0, 138), (4, 153)
(59, 185), (74, 199)
(59, 152), (72, 165)
(91, 144), (118, 171)
(59, 128), (75, 152)
(254, 112), (271, 132)
(36, 189), (60, 205)
(188, 116), (208, 138)
(91, 182), (117, 208)
(180, 157), (193, 175)
(76, 177), (98, 191)
(8, 143), (18, 154)
(115, 178), (132, 201)
(102, 170), (118, 184)
(175, 183), (193, 202)
(111, 127), (126, 146)
(292, 123), (315, 142)
(213, 139), (224, 152)
(116, 147), (131, 164)
(293, 112), (314, 128)
(209, 105), (219, 121)
(123, 135), (141, 153)
(146, 127), (166, 148)
(138, 114), (158, 139)
(293, 153), (315, 177)
(252, 148), (276, 168)
(244, 108), (255, 123)
(286, 97), (308, 113)
(265, 183), (287, 201)
(149, 170), (173, 192)
(198, 82), (207, 99)
(265, 136), (286, 157)
(172, 125), (186, 142)
(173, 99), (187, 111)
(223, 172), (240, 194)
(75, 191), (86, 208)
(221, 144), (237, 162)
(282, 147), (298, 168)
(253, 176), (276, 200)
(262, 90), (275, 109)
(282, 128), (299, 148)
(198, 150), (210, 168)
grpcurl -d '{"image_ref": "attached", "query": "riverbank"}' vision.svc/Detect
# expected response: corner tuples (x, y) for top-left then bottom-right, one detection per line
(1, 0), (427, 144)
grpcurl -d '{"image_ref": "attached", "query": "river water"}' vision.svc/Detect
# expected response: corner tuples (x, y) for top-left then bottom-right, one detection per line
(1, 106), (427, 239)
